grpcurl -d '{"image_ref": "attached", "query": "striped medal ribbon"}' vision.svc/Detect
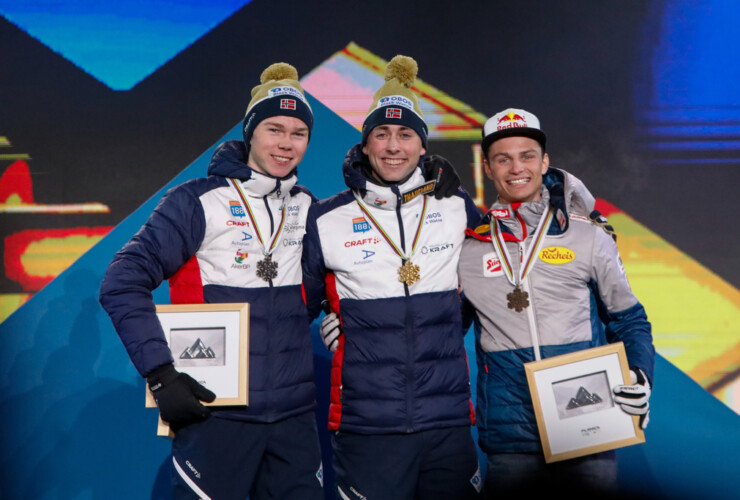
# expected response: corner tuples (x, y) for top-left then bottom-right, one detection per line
(490, 204), (553, 312)
(353, 191), (428, 287)
(229, 178), (287, 282)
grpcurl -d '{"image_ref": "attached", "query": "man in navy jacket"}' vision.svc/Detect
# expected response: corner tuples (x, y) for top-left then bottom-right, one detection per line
(100, 63), (323, 500)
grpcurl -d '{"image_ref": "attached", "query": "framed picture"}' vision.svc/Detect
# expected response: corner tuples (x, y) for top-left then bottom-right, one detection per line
(524, 342), (645, 463)
(145, 303), (249, 435)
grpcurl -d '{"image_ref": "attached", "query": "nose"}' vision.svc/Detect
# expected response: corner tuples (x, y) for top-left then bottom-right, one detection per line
(509, 159), (524, 173)
(386, 134), (400, 152)
(278, 136), (293, 150)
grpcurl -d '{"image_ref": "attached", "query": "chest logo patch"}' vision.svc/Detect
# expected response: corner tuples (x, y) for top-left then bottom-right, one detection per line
(482, 251), (503, 277)
(539, 246), (575, 264)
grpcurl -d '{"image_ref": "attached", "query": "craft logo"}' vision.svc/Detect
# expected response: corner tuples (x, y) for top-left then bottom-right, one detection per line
(378, 95), (414, 110)
(386, 107), (402, 119)
(234, 249), (248, 263)
(483, 252), (503, 277)
(539, 246), (575, 264)
(421, 243), (453, 254)
(491, 208), (510, 219)
(280, 98), (296, 110)
(230, 200), (245, 217)
(227, 220), (249, 226)
(352, 217), (371, 233)
(402, 181), (435, 204)
(496, 111), (527, 131)
(344, 237), (380, 248)
(362, 249), (375, 259)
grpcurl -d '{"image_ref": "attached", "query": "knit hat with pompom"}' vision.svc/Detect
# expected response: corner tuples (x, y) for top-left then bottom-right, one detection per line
(361, 55), (428, 147)
(242, 62), (313, 148)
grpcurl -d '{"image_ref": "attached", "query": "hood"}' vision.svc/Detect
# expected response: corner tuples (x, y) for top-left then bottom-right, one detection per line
(207, 140), (296, 198)
(543, 167), (596, 217)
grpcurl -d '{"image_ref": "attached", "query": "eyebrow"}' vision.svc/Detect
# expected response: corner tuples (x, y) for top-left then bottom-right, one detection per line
(491, 148), (538, 158)
(261, 121), (309, 132)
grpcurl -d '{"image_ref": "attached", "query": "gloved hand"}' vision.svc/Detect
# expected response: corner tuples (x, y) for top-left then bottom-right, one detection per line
(320, 312), (342, 352)
(589, 210), (617, 242)
(613, 367), (651, 429)
(147, 363), (216, 431)
(423, 154), (461, 199)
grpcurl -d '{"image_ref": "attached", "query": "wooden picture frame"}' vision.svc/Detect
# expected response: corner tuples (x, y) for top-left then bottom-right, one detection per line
(524, 342), (645, 463)
(145, 303), (249, 436)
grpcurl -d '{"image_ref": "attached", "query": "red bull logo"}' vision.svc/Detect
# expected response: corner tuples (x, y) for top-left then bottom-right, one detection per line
(497, 112), (527, 131)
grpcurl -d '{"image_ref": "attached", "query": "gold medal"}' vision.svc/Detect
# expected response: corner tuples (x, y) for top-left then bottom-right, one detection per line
(398, 259), (421, 286)
(506, 285), (530, 312)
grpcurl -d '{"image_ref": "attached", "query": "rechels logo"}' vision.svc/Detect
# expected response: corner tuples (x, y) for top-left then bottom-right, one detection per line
(229, 200), (245, 217)
(539, 246), (575, 265)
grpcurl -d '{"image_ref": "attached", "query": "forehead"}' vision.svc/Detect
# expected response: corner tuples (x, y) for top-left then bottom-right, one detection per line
(258, 115), (309, 130)
(487, 136), (542, 158)
(370, 124), (417, 136)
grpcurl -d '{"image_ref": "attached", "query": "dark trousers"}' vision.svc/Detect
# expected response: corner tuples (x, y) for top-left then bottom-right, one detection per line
(332, 426), (482, 500)
(171, 412), (324, 500)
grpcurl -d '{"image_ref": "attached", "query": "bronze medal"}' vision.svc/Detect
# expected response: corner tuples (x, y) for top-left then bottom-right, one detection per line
(256, 254), (279, 282)
(398, 259), (421, 286)
(507, 285), (530, 312)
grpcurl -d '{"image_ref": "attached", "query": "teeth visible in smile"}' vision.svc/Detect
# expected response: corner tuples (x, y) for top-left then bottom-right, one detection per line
(509, 178), (528, 185)
(273, 155), (291, 163)
(384, 158), (405, 165)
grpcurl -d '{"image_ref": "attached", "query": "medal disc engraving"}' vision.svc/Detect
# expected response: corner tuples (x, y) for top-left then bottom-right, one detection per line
(507, 285), (530, 312)
(398, 260), (421, 286)
(256, 254), (279, 281)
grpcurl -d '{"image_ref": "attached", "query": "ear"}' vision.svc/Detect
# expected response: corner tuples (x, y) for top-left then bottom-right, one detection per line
(362, 144), (369, 156)
(420, 146), (427, 157)
(541, 153), (550, 174)
(482, 158), (494, 181)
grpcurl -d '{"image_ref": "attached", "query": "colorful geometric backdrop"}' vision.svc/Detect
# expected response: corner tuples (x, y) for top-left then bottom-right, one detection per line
(1, 1), (738, 499)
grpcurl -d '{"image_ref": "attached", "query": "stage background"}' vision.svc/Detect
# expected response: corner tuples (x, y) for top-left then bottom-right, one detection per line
(1, 1), (739, 498)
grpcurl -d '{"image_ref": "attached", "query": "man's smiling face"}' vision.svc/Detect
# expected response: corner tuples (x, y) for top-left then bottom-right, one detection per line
(484, 136), (549, 204)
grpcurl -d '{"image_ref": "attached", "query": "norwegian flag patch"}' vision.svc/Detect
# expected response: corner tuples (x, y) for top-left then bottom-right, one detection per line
(280, 99), (296, 110)
(385, 107), (402, 119)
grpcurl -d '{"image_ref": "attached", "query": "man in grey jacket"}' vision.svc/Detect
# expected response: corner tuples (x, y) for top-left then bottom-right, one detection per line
(458, 108), (654, 496)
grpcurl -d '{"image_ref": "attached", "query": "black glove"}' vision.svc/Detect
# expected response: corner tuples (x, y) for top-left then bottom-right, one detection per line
(589, 210), (617, 242)
(147, 364), (216, 431)
(423, 154), (461, 199)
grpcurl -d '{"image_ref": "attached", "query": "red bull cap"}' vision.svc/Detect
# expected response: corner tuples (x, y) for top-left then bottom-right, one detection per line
(481, 107), (547, 155)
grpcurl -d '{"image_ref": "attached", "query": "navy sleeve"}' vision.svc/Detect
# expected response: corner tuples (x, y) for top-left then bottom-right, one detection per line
(99, 184), (206, 377)
(301, 203), (328, 321)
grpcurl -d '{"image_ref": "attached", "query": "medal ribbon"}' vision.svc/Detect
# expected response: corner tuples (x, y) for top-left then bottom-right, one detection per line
(353, 191), (428, 262)
(491, 204), (553, 287)
(229, 178), (287, 256)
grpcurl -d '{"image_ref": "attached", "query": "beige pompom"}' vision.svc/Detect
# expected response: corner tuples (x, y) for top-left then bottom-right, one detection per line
(260, 62), (299, 83)
(384, 55), (418, 87)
